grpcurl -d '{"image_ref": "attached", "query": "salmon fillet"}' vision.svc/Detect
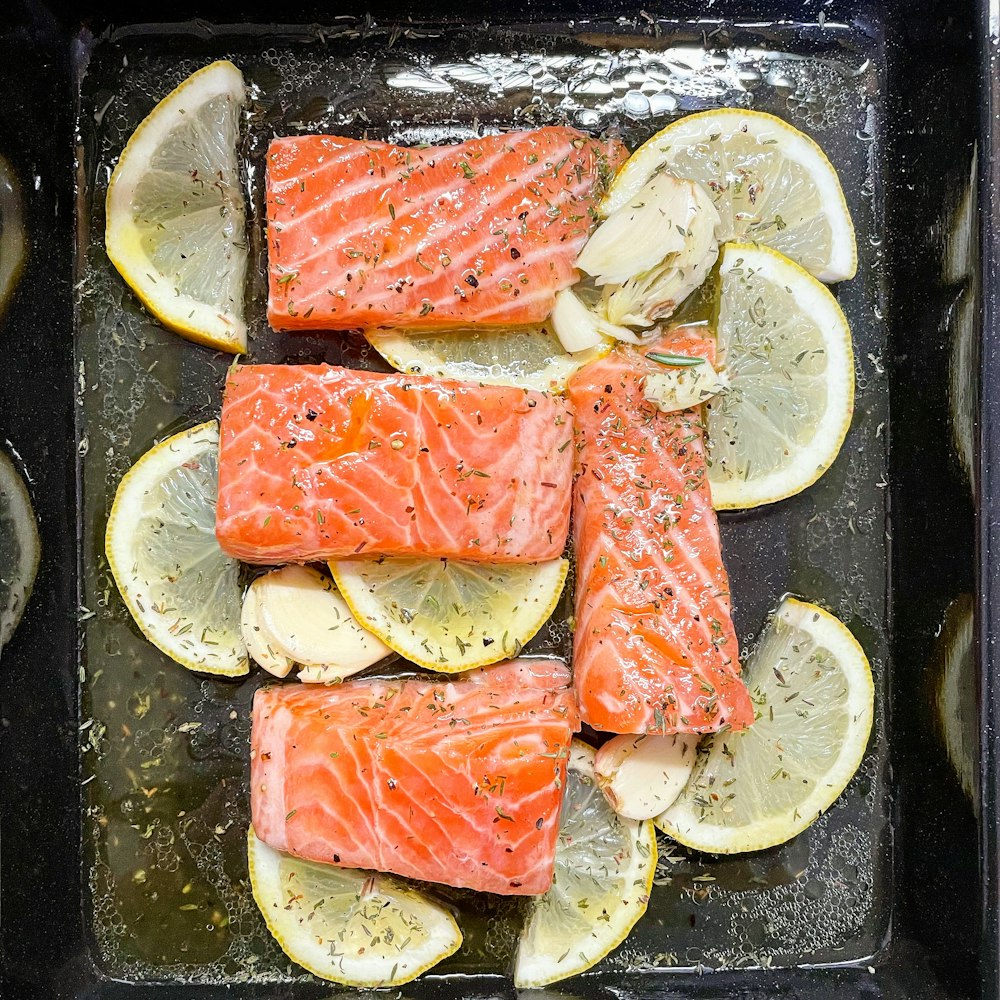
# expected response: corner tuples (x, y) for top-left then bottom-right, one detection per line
(266, 127), (625, 332)
(251, 658), (579, 895)
(567, 330), (754, 735)
(215, 364), (574, 564)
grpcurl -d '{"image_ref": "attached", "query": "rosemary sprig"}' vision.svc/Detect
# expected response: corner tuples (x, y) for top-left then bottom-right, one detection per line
(645, 352), (706, 368)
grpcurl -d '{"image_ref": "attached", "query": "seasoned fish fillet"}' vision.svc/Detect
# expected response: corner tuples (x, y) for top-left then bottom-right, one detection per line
(251, 659), (579, 895)
(215, 364), (574, 564)
(266, 127), (625, 331)
(567, 331), (754, 735)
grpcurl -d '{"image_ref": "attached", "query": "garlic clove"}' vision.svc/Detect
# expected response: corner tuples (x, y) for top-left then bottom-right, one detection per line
(254, 565), (391, 679)
(644, 358), (730, 413)
(601, 180), (721, 327)
(240, 581), (294, 678)
(578, 173), (692, 283)
(578, 173), (719, 286)
(594, 733), (700, 820)
(549, 286), (634, 353)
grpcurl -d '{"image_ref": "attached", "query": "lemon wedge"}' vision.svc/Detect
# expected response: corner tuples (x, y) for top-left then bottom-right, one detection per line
(105, 60), (248, 352)
(329, 556), (567, 672)
(0, 152), (26, 321)
(705, 242), (855, 510)
(604, 108), (856, 283)
(0, 450), (39, 649)
(105, 421), (247, 676)
(365, 325), (610, 393)
(515, 742), (656, 988)
(656, 597), (874, 854)
(248, 826), (461, 986)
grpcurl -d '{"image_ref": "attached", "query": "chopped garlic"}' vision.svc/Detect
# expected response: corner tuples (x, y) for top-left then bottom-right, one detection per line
(576, 172), (721, 331)
(595, 733), (700, 820)
(644, 357), (729, 412)
(549, 286), (634, 354)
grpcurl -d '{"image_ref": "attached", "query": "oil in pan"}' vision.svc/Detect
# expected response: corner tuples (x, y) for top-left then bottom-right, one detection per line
(75, 16), (888, 983)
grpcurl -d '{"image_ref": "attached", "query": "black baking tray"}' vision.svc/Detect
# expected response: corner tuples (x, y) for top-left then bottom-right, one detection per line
(0, 0), (994, 997)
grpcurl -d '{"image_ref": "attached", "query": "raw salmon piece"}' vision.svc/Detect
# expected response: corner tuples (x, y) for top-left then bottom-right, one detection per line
(215, 364), (574, 564)
(266, 127), (626, 332)
(251, 658), (579, 896)
(567, 330), (754, 735)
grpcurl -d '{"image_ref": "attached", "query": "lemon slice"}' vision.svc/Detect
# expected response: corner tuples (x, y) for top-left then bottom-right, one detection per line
(705, 243), (854, 510)
(365, 325), (610, 393)
(106, 60), (248, 352)
(330, 556), (567, 672)
(0, 152), (26, 321)
(0, 450), (39, 649)
(515, 742), (656, 988)
(105, 421), (247, 676)
(656, 597), (874, 854)
(248, 826), (461, 986)
(604, 109), (856, 283)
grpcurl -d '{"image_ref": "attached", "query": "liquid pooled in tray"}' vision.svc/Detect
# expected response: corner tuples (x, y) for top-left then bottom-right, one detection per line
(76, 18), (889, 983)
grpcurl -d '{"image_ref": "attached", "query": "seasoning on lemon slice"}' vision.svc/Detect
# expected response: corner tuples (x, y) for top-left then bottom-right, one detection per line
(105, 60), (248, 352)
(705, 242), (855, 510)
(515, 742), (656, 989)
(656, 597), (874, 855)
(0, 449), (39, 649)
(603, 108), (857, 283)
(247, 826), (461, 987)
(329, 556), (567, 672)
(365, 325), (611, 393)
(105, 421), (247, 676)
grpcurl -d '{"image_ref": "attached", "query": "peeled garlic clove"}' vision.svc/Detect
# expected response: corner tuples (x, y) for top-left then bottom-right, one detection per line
(241, 581), (294, 678)
(550, 287), (604, 354)
(255, 565), (391, 678)
(578, 173), (719, 286)
(595, 733), (700, 820)
(602, 181), (721, 326)
(644, 358), (729, 413)
(578, 173), (691, 283)
(549, 286), (635, 353)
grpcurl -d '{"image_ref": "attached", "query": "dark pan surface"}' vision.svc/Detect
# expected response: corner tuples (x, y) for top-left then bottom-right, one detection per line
(74, 20), (889, 984)
(0, 1), (989, 998)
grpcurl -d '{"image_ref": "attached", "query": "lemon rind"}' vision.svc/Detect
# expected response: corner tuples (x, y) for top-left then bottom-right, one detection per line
(0, 450), (40, 647)
(603, 108), (857, 283)
(0, 153), (27, 320)
(247, 826), (462, 986)
(365, 327), (613, 394)
(514, 741), (657, 989)
(329, 556), (568, 673)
